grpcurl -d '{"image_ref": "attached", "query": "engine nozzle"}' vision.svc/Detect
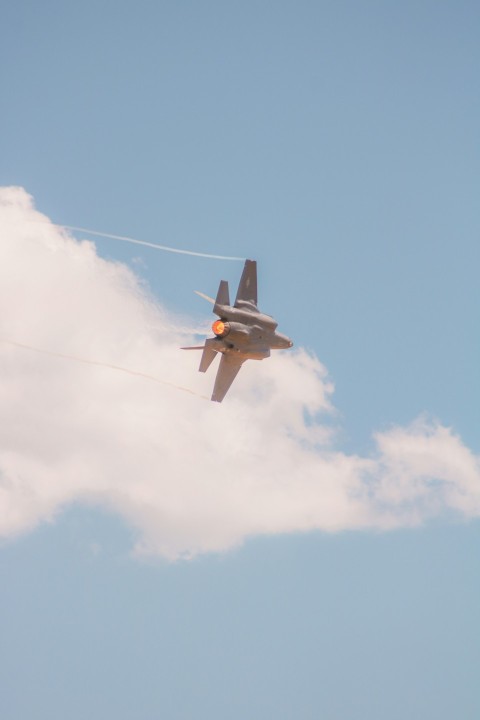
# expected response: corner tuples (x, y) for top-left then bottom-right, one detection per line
(212, 320), (230, 337)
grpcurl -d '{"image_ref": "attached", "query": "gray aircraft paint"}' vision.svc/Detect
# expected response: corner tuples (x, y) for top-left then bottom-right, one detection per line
(182, 260), (293, 402)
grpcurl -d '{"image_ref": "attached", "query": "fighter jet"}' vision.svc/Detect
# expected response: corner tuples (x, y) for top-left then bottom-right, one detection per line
(182, 259), (293, 402)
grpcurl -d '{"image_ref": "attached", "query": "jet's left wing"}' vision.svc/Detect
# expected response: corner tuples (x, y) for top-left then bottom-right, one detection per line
(211, 353), (244, 403)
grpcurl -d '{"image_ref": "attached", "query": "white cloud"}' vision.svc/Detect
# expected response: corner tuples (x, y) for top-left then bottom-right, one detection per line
(0, 187), (479, 559)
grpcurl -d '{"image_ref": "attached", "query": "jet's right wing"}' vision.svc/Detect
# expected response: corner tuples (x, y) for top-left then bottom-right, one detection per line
(211, 353), (244, 403)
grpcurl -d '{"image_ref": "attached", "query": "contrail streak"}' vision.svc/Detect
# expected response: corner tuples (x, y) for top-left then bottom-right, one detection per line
(1, 339), (208, 400)
(58, 224), (245, 262)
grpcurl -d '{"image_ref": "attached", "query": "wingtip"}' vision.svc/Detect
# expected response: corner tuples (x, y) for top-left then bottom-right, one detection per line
(194, 290), (215, 304)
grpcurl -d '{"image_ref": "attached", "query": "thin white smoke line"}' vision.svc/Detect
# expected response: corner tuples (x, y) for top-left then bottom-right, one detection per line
(58, 224), (246, 262)
(1, 338), (209, 401)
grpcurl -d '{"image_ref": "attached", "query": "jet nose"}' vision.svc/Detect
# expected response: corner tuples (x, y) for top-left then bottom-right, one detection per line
(275, 333), (294, 349)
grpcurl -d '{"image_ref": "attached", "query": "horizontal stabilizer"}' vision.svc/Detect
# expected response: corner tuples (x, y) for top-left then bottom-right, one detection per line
(199, 337), (220, 373)
(181, 346), (206, 350)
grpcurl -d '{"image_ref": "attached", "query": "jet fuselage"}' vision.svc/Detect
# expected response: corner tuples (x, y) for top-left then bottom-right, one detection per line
(212, 303), (293, 360)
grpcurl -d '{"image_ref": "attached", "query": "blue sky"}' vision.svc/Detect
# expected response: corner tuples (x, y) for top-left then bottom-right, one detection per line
(1, 2), (479, 718)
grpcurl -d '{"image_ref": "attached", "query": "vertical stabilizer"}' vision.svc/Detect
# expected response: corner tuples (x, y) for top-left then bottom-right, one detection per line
(213, 279), (230, 315)
(234, 259), (257, 307)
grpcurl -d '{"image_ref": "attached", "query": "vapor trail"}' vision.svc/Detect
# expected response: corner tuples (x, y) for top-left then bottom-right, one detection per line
(59, 225), (245, 262)
(1, 339), (208, 400)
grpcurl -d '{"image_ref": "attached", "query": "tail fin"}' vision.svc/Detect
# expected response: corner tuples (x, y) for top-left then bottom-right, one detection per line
(234, 259), (257, 307)
(199, 338), (220, 373)
(213, 280), (230, 315)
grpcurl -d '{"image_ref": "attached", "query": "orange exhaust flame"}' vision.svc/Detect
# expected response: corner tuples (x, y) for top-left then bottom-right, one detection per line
(212, 320), (229, 336)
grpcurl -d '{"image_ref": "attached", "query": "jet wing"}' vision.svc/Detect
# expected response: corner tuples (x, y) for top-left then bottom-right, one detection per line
(234, 259), (257, 307)
(211, 353), (244, 403)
